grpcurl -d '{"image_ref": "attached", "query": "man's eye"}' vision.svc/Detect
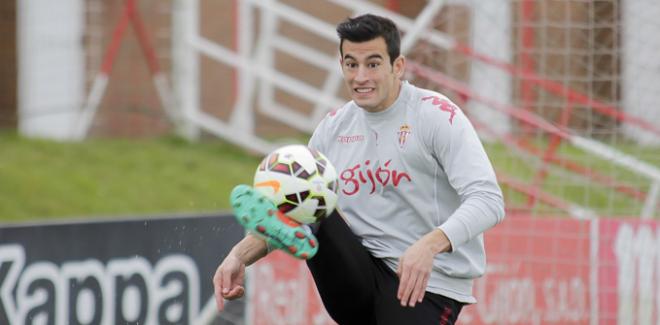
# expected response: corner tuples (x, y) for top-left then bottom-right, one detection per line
(368, 63), (380, 68)
(345, 62), (357, 68)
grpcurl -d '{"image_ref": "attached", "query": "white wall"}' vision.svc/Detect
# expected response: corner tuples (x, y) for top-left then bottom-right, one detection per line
(622, 0), (660, 146)
(18, 0), (84, 140)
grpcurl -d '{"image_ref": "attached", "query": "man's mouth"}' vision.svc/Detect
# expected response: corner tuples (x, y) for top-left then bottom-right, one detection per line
(354, 87), (374, 94)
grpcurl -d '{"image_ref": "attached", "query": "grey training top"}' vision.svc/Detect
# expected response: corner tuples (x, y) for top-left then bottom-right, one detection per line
(309, 81), (505, 303)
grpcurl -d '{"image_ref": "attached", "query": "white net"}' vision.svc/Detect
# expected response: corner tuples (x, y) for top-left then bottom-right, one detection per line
(405, 0), (660, 218)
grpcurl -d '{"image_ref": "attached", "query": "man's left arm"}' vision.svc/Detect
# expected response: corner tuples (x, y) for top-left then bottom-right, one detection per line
(397, 99), (505, 307)
(396, 228), (452, 307)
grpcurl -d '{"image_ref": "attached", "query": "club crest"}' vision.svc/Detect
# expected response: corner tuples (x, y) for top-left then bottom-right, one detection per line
(397, 124), (411, 148)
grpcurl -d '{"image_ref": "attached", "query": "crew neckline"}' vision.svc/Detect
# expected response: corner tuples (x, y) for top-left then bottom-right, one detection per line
(358, 81), (411, 122)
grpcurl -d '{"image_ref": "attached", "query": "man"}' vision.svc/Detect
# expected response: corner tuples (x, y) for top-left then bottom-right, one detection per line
(214, 14), (505, 324)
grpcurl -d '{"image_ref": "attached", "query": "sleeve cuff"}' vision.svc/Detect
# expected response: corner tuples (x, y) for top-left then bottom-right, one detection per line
(438, 217), (471, 252)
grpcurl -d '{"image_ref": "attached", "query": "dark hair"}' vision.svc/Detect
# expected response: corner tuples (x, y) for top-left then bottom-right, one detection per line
(336, 14), (401, 65)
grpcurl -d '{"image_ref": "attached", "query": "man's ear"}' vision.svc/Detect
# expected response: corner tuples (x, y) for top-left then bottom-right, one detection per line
(393, 55), (406, 78)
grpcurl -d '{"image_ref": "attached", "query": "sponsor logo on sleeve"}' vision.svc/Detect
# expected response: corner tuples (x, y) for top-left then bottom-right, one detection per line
(327, 107), (341, 117)
(422, 96), (458, 125)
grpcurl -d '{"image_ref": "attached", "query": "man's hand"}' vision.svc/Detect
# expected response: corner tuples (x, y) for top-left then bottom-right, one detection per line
(213, 254), (246, 311)
(396, 228), (452, 307)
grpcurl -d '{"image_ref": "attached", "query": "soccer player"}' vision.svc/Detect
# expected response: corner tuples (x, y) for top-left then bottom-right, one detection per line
(214, 13), (505, 324)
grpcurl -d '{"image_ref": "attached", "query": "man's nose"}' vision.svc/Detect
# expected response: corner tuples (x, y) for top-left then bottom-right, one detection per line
(354, 66), (368, 82)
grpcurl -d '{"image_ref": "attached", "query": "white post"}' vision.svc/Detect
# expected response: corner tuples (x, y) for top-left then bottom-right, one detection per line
(256, 0), (279, 129)
(589, 218), (599, 325)
(641, 182), (659, 219)
(172, 0), (201, 140)
(400, 0), (446, 55)
(229, 0), (256, 134)
(468, 0), (512, 140)
(73, 74), (108, 140)
(18, 0), (84, 140)
(622, 0), (660, 146)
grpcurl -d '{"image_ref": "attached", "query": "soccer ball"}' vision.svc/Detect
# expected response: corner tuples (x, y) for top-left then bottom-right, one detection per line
(254, 144), (338, 224)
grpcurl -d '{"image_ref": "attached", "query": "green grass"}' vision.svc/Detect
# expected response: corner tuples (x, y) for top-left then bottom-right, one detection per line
(486, 140), (660, 217)
(0, 132), (261, 223)
(1, 131), (658, 223)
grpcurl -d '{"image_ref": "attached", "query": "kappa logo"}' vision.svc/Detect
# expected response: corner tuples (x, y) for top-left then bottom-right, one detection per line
(422, 96), (458, 125)
(0, 244), (201, 325)
(397, 124), (411, 148)
(327, 107), (342, 117)
(337, 135), (365, 144)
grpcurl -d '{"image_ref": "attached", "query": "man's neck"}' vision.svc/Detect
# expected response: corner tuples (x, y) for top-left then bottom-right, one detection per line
(366, 79), (402, 113)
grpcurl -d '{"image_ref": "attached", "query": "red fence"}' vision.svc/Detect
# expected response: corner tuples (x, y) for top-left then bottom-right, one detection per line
(249, 217), (660, 324)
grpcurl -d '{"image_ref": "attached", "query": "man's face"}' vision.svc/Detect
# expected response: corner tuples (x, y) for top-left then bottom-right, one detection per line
(340, 37), (404, 113)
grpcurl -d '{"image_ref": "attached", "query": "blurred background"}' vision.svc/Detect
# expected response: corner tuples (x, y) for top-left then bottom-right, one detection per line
(1, 0), (659, 324)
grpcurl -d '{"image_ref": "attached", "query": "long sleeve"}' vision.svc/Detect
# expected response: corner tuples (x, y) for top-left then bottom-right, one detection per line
(423, 97), (505, 249)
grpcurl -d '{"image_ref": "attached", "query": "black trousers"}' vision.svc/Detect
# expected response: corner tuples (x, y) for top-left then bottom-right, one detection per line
(306, 211), (463, 325)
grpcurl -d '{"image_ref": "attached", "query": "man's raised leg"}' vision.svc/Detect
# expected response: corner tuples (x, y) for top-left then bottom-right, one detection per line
(306, 210), (378, 325)
(230, 184), (318, 259)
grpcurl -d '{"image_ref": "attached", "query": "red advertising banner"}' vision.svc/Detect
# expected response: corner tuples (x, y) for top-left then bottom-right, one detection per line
(248, 251), (334, 325)
(459, 217), (593, 324)
(248, 217), (660, 324)
(598, 219), (659, 325)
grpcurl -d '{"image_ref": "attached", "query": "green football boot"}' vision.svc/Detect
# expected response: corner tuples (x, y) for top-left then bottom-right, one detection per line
(230, 184), (318, 260)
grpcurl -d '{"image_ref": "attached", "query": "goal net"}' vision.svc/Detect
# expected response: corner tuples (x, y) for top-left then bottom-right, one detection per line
(402, 0), (660, 219)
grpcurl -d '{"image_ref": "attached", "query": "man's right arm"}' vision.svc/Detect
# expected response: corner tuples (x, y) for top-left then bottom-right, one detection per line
(213, 234), (268, 311)
(228, 233), (270, 266)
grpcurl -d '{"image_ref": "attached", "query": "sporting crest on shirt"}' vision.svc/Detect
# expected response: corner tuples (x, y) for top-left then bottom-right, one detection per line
(397, 124), (411, 148)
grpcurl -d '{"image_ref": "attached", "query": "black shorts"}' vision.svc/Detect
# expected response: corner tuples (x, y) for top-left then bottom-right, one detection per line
(306, 211), (463, 325)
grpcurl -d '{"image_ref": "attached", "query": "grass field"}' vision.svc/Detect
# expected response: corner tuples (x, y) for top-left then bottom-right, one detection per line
(488, 139), (660, 217)
(1, 131), (658, 223)
(0, 132), (261, 222)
